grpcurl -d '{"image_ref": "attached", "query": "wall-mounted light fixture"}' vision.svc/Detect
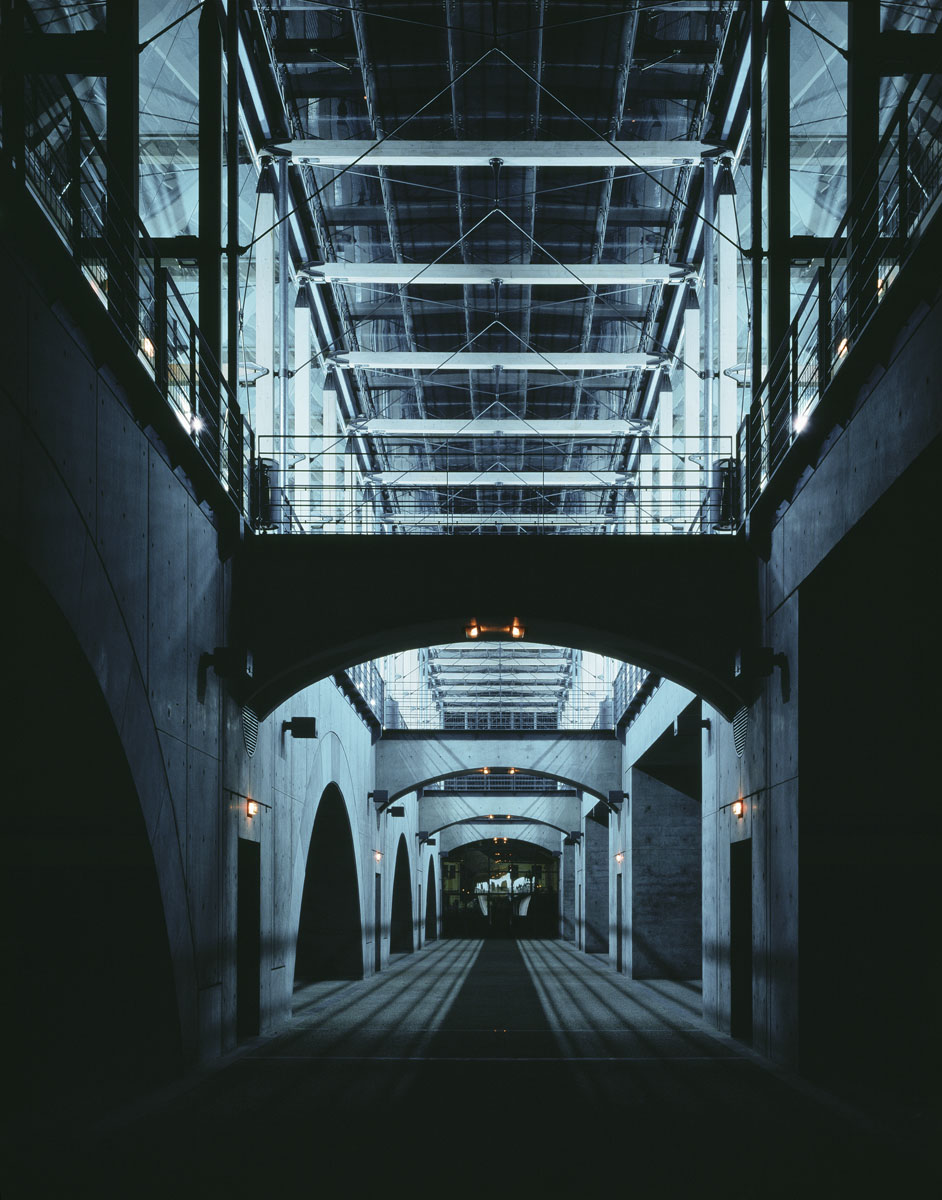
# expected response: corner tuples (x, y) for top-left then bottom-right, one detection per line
(732, 799), (745, 820)
(244, 797), (272, 819)
(373, 850), (383, 863)
(369, 790), (389, 810)
(283, 717), (317, 738)
(464, 618), (526, 641)
(387, 806), (405, 817)
(482, 767), (490, 775)
(614, 851), (625, 864)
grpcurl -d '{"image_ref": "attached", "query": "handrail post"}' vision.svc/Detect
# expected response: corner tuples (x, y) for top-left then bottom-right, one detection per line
(898, 99), (909, 239)
(154, 263), (169, 398)
(817, 264), (831, 399)
(68, 95), (83, 256)
(790, 321), (799, 445)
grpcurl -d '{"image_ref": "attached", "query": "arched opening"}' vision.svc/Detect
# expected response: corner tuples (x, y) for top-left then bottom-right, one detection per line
(424, 857), (437, 943)
(441, 839), (559, 939)
(295, 785), (363, 986)
(2, 563), (182, 1128)
(389, 834), (413, 954)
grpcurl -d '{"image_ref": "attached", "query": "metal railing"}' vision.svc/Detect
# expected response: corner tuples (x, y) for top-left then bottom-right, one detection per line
(428, 773), (576, 794)
(252, 434), (739, 536)
(3, 49), (251, 516)
(740, 73), (942, 516)
(341, 660), (385, 724)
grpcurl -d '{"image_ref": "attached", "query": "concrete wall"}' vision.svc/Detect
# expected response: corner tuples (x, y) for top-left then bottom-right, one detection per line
(583, 812), (609, 952)
(702, 280), (942, 1080)
(0, 234), (429, 1084)
(626, 768), (700, 978)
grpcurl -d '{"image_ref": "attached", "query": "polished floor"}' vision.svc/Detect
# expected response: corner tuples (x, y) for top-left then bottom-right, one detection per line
(5, 939), (937, 1197)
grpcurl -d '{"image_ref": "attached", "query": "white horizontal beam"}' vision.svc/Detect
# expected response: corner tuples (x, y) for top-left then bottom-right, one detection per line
(349, 418), (649, 437)
(378, 513), (617, 526)
(269, 139), (710, 168)
(304, 263), (695, 286)
(368, 471), (629, 487)
(330, 352), (665, 372)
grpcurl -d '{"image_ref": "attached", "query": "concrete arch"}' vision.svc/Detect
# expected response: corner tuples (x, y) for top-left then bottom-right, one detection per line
(431, 816), (570, 839)
(5, 558), (185, 1119)
(1, 526), (200, 1065)
(236, 535), (756, 720)
(377, 730), (620, 803)
(419, 790), (581, 837)
(441, 826), (563, 857)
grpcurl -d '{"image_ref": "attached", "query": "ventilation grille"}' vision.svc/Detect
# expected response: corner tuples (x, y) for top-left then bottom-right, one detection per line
(242, 706), (259, 757)
(733, 706), (748, 758)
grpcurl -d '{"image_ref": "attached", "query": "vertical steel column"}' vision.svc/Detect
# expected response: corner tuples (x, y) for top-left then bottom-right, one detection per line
(68, 95), (83, 254)
(1, 0), (26, 187)
(656, 374), (674, 531)
(278, 158), (291, 498)
(322, 376), (339, 532)
(293, 295), (312, 530)
(226, 0), (241, 391)
(683, 289), (702, 526)
(702, 157), (716, 445)
(199, 0), (223, 468)
(847, 1), (880, 340)
(255, 164), (276, 442)
(716, 161), (739, 445)
(106, 0), (139, 342)
(749, 0), (764, 399)
(767, 0), (790, 357)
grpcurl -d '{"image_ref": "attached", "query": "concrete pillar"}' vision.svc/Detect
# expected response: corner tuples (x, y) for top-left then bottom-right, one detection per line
(583, 812), (609, 954)
(561, 841), (576, 940)
(626, 767), (701, 978)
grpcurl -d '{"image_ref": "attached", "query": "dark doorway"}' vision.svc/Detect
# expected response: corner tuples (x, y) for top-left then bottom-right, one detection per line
(730, 839), (753, 1043)
(237, 838), (261, 1040)
(295, 785), (363, 986)
(2, 562), (182, 1128)
(616, 879), (624, 972)
(375, 872), (383, 971)
(390, 835), (414, 954)
(425, 858), (437, 943)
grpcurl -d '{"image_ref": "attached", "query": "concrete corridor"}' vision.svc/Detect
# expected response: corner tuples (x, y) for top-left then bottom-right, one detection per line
(6, 941), (934, 1198)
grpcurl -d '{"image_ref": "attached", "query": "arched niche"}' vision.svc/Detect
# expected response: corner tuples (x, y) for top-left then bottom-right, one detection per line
(424, 856), (437, 943)
(390, 834), (414, 955)
(295, 784), (363, 985)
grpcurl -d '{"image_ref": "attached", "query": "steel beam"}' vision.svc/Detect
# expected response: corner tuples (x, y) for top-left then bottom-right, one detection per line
(366, 471), (631, 488)
(349, 418), (649, 437)
(303, 263), (695, 286)
(378, 513), (618, 526)
(330, 352), (665, 371)
(268, 139), (712, 167)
